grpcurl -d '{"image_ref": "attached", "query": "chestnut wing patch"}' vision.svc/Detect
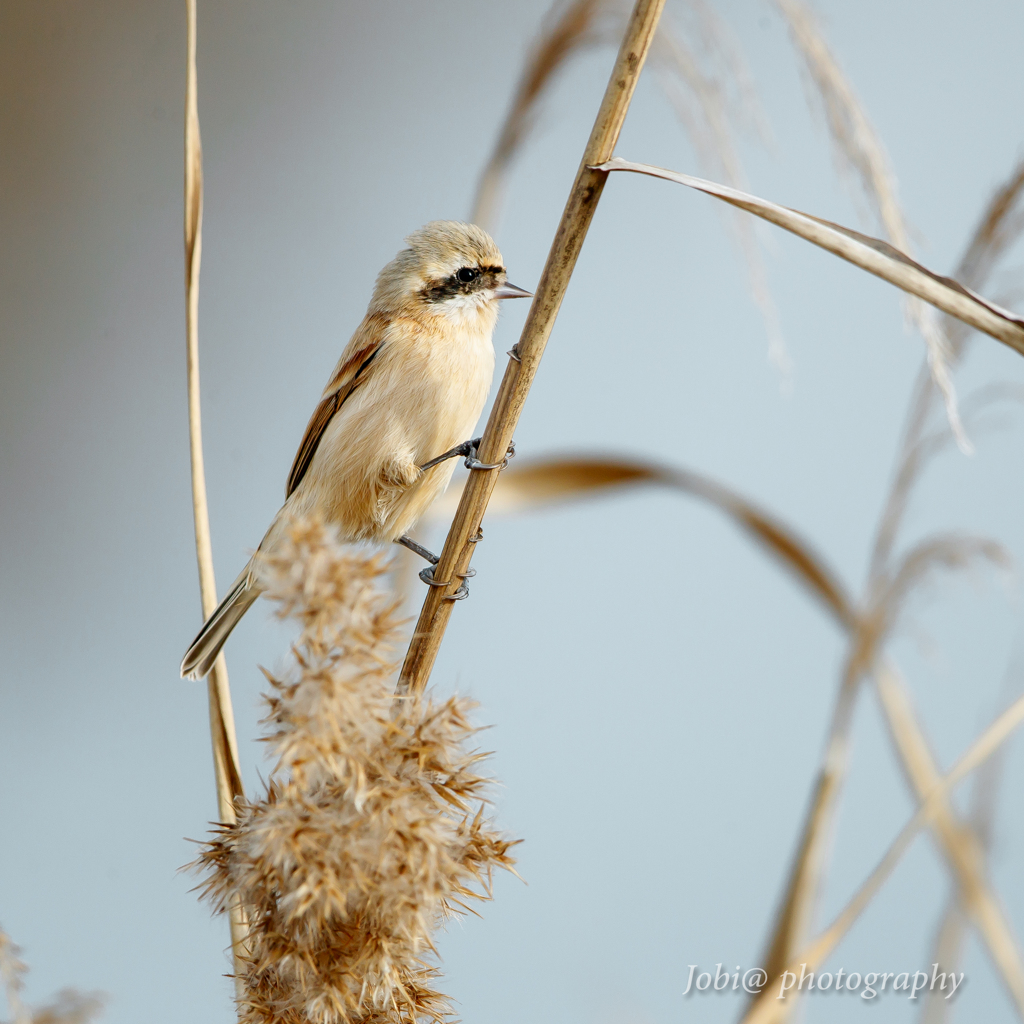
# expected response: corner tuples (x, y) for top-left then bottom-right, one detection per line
(285, 338), (384, 498)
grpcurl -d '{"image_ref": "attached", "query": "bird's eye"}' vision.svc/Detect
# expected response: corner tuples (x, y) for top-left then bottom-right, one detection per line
(456, 267), (479, 284)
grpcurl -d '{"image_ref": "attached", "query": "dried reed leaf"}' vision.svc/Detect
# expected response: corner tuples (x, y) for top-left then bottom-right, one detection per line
(743, 689), (1024, 1024)
(870, 152), (1024, 583)
(430, 456), (854, 627)
(750, 154), (1024, 1018)
(194, 518), (516, 1024)
(593, 158), (1024, 356)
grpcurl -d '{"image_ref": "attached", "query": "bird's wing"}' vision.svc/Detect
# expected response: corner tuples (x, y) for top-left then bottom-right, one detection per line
(285, 313), (389, 498)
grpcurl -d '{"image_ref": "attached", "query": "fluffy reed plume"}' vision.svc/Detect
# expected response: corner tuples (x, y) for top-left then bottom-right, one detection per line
(473, 0), (763, 229)
(0, 928), (103, 1024)
(471, 0), (603, 231)
(947, 157), (1024, 358)
(775, 0), (965, 443)
(651, 3), (788, 374)
(192, 518), (516, 1024)
(472, 0), (786, 367)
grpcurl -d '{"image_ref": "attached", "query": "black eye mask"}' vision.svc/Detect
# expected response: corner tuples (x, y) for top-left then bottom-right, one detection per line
(422, 265), (504, 303)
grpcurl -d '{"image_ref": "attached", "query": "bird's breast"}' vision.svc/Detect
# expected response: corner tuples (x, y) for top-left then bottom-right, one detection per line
(287, 311), (497, 543)
(372, 315), (496, 456)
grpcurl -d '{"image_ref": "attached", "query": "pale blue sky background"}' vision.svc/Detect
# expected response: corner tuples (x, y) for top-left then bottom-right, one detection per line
(2, 2), (1024, 1022)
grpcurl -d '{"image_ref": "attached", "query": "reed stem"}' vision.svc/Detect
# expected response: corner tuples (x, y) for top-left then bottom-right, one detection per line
(397, 0), (667, 695)
(185, 0), (247, 992)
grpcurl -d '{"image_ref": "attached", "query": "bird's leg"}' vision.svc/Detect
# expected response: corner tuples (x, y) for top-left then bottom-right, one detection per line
(406, 432), (511, 604)
(395, 535), (439, 564)
(395, 535), (472, 599)
(395, 534), (480, 602)
(418, 437), (516, 472)
(418, 438), (479, 472)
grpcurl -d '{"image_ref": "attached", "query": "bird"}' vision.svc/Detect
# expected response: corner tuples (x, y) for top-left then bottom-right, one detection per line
(180, 220), (531, 680)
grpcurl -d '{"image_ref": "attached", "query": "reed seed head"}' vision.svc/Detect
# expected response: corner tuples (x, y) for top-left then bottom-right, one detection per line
(192, 518), (517, 1024)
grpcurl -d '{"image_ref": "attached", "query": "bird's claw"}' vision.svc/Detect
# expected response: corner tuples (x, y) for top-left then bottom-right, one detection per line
(463, 437), (515, 471)
(419, 437), (516, 473)
(418, 563), (476, 601)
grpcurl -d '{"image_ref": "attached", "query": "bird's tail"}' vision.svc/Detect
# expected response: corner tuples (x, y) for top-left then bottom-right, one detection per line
(180, 564), (261, 680)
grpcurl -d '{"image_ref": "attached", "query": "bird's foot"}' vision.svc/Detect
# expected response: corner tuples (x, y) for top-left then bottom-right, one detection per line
(419, 437), (516, 473)
(418, 562), (475, 601)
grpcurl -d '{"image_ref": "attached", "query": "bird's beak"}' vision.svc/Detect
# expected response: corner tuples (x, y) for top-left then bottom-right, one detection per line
(493, 282), (533, 300)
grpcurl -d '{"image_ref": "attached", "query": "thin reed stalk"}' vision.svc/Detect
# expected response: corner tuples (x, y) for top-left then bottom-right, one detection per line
(874, 661), (1024, 1012)
(920, 726), (1008, 1024)
(185, 0), (247, 986)
(397, 0), (667, 696)
(742, 688), (1024, 1024)
(746, 151), (1024, 1018)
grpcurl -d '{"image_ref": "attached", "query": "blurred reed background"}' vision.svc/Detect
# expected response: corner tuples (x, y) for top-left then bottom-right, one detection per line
(2, 1), (1024, 1022)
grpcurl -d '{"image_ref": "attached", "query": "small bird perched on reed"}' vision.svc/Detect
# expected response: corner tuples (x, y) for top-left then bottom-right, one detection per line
(180, 221), (531, 680)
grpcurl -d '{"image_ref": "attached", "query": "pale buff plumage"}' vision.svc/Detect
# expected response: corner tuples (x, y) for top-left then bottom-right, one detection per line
(181, 221), (530, 680)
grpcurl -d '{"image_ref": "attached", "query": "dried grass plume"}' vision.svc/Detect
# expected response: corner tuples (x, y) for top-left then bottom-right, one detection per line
(192, 517), (516, 1024)
(0, 928), (104, 1024)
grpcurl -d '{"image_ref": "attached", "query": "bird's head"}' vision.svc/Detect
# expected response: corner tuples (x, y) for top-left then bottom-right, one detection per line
(372, 221), (532, 327)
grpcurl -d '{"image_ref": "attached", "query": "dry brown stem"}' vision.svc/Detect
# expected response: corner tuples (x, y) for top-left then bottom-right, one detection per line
(875, 662), (1024, 1014)
(742, 688), (1024, 1024)
(398, 0), (667, 697)
(184, 0), (247, 982)
(193, 518), (515, 1024)
(919, 719), (1009, 1024)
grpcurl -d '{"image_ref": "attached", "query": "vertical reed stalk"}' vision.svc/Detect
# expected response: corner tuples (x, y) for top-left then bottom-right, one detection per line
(398, 0), (667, 696)
(185, 0), (247, 989)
